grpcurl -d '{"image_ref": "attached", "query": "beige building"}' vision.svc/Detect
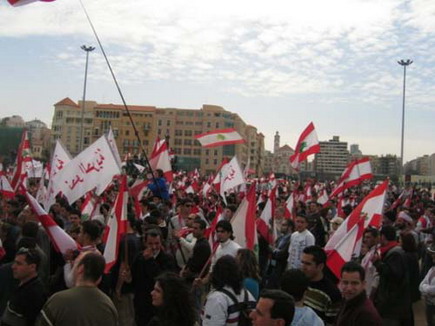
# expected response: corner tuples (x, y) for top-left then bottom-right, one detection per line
(314, 136), (349, 177)
(51, 98), (265, 175)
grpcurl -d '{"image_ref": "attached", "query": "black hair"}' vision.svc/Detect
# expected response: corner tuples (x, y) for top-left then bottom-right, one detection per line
(225, 204), (237, 213)
(215, 220), (233, 233)
(259, 289), (295, 325)
(280, 269), (309, 302)
(144, 228), (162, 242)
(16, 247), (41, 269)
(380, 225), (397, 241)
(211, 255), (243, 294)
(22, 221), (39, 239)
(341, 261), (365, 281)
(81, 220), (102, 242)
(302, 246), (326, 265)
(193, 218), (207, 230)
(364, 227), (379, 238)
(77, 252), (105, 283)
(154, 272), (196, 326)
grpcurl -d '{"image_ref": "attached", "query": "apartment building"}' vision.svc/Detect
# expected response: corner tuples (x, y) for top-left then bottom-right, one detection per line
(314, 136), (349, 178)
(51, 98), (265, 175)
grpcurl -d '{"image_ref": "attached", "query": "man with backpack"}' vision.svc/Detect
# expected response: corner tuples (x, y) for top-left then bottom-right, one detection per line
(202, 255), (256, 326)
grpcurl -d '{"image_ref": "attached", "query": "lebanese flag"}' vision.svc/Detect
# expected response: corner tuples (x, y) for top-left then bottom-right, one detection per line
(149, 138), (173, 182)
(195, 128), (245, 148)
(403, 189), (413, 208)
(0, 169), (14, 199)
(317, 188), (329, 206)
(285, 192), (295, 220)
(81, 191), (96, 221)
(258, 186), (277, 244)
(231, 182), (257, 250)
(326, 214), (366, 278)
(8, 0), (55, 6)
(25, 192), (79, 254)
(220, 156), (245, 202)
(329, 157), (373, 199)
(103, 175), (128, 273)
(206, 206), (223, 251)
(212, 157), (229, 193)
(325, 180), (388, 253)
(11, 130), (32, 191)
(289, 122), (320, 170)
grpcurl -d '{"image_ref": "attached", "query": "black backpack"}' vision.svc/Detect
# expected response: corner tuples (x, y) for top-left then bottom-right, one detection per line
(219, 288), (255, 326)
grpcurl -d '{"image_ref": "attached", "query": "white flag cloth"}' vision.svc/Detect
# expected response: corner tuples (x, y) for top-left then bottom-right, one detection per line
(26, 192), (79, 254)
(50, 135), (121, 205)
(107, 127), (122, 168)
(149, 138), (173, 181)
(25, 160), (44, 178)
(195, 128), (245, 148)
(103, 175), (128, 273)
(45, 140), (72, 209)
(133, 163), (146, 173)
(220, 156), (245, 201)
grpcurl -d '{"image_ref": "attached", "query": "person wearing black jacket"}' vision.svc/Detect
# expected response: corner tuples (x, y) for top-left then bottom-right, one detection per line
(373, 225), (412, 325)
(129, 228), (177, 326)
(1, 248), (47, 326)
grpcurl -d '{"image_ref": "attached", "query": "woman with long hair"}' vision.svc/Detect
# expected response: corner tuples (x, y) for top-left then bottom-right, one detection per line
(149, 272), (196, 326)
(236, 248), (261, 300)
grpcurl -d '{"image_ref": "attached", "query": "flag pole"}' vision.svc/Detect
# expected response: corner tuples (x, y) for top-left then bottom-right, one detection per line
(77, 0), (163, 195)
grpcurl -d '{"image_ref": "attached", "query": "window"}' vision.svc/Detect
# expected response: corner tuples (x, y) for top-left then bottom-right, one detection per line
(215, 122), (219, 128)
(174, 139), (182, 145)
(183, 148), (192, 155)
(184, 139), (192, 145)
(193, 149), (201, 155)
(166, 120), (171, 126)
(184, 130), (192, 136)
(175, 130), (182, 136)
(125, 130), (130, 136)
(158, 120), (162, 126)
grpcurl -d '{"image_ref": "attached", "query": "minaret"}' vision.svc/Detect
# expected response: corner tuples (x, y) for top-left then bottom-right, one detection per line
(274, 131), (280, 153)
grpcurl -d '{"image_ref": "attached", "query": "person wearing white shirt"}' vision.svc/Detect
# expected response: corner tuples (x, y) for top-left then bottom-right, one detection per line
(211, 220), (241, 271)
(287, 215), (315, 270)
(420, 244), (435, 326)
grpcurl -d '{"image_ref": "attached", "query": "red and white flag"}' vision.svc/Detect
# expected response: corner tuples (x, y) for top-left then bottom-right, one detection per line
(49, 135), (121, 205)
(11, 130), (32, 191)
(285, 192), (295, 220)
(329, 157), (373, 199)
(289, 122), (320, 170)
(212, 158), (229, 193)
(317, 188), (329, 206)
(220, 156), (245, 202)
(325, 180), (388, 276)
(7, 0), (55, 6)
(103, 175), (128, 273)
(326, 213), (366, 278)
(25, 192), (79, 254)
(195, 128), (245, 148)
(44, 140), (72, 209)
(81, 192), (97, 221)
(149, 138), (173, 182)
(258, 186), (277, 244)
(231, 182), (258, 250)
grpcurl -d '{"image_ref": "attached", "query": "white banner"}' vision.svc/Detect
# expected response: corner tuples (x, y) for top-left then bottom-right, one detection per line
(51, 135), (121, 205)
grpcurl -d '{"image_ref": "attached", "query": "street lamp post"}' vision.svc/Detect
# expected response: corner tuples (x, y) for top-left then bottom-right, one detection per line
(397, 59), (413, 184)
(80, 45), (95, 152)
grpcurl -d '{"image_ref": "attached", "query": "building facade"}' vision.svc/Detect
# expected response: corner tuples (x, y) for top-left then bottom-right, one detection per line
(51, 98), (265, 175)
(314, 136), (349, 178)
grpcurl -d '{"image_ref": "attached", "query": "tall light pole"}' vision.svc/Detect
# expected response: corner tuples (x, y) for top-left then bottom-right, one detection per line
(398, 59), (412, 184)
(80, 45), (95, 152)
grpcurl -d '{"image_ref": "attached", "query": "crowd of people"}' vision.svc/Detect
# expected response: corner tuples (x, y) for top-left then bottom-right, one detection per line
(1, 170), (435, 326)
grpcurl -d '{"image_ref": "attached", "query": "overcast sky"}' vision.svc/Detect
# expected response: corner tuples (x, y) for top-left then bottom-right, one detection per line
(1, 0), (434, 163)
